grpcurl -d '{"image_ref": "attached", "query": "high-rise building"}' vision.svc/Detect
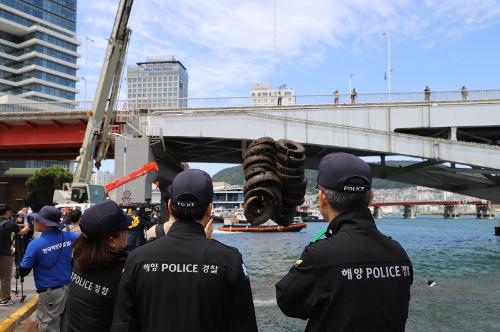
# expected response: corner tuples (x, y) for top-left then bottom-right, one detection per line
(0, 0), (79, 101)
(91, 170), (115, 186)
(127, 57), (188, 109)
(251, 82), (295, 106)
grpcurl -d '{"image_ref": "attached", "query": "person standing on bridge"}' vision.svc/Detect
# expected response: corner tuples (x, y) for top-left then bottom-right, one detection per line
(350, 88), (357, 104)
(461, 86), (468, 101)
(276, 153), (413, 332)
(111, 169), (257, 332)
(333, 89), (340, 105)
(424, 85), (431, 102)
(277, 91), (283, 106)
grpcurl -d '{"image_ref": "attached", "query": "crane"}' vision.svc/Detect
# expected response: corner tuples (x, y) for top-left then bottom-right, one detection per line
(104, 162), (159, 194)
(63, 0), (134, 206)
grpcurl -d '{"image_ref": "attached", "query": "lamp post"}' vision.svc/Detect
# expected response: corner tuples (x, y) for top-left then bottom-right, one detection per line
(382, 30), (392, 98)
(84, 36), (94, 102)
(348, 73), (353, 92)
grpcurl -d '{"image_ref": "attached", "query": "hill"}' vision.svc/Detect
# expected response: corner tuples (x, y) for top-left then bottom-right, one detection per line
(212, 165), (413, 192)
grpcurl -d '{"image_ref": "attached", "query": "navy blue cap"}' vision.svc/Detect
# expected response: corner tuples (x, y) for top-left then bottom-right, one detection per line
(317, 153), (372, 192)
(30, 206), (62, 228)
(80, 200), (130, 240)
(171, 169), (213, 209)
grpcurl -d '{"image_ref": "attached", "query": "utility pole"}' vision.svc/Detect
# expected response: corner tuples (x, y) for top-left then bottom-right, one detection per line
(383, 30), (392, 97)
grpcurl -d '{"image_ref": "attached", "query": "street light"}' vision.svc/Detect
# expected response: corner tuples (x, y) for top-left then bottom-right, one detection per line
(382, 30), (392, 97)
(84, 36), (94, 103)
(348, 73), (354, 92)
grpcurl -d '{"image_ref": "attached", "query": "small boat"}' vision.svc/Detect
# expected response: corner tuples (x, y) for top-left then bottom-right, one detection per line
(218, 215), (307, 233)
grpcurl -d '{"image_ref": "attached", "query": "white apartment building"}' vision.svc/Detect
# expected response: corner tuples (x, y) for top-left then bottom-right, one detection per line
(127, 57), (188, 109)
(251, 82), (295, 106)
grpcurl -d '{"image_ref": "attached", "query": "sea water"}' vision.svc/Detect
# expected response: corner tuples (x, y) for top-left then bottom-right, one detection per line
(213, 216), (500, 331)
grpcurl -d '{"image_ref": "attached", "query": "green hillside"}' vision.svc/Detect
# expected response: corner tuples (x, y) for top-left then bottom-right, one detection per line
(212, 165), (413, 192)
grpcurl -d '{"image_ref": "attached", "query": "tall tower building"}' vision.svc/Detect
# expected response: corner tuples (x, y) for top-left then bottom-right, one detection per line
(127, 57), (188, 109)
(0, 0), (79, 101)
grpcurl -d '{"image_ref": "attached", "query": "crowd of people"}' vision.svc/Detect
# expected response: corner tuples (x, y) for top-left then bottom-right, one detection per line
(0, 153), (413, 332)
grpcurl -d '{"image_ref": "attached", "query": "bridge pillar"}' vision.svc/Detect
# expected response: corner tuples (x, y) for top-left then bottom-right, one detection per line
(373, 206), (383, 219)
(449, 127), (457, 141)
(403, 205), (416, 219)
(114, 135), (156, 207)
(443, 205), (459, 219)
(476, 204), (494, 219)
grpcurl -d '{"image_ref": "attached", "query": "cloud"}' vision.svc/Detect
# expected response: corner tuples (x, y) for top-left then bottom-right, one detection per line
(76, 0), (500, 100)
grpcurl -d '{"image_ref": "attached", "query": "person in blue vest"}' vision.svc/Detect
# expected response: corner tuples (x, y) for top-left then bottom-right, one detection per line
(20, 205), (79, 332)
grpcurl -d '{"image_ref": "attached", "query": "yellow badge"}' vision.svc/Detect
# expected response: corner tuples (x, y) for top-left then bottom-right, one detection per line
(128, 215), (140, 229)
(293, 258), (303, 267)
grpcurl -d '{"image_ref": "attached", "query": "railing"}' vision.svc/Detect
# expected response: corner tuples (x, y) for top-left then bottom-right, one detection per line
(1, 89), (500, 113)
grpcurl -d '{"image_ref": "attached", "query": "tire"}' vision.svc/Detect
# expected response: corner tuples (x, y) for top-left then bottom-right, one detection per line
(244, 144), (277, 160)
(276, 163), (304, 176)
(244, 172), (281, 191)
(283, 195), (305, 207)
(244, 195), (274, 225)
(245, 186), (282, 212)
(274, 208), (296, 226)
(283, 178), (307, 192)
(277, 153), (305, 167)
(276, 139), (305, 158)
(247, 137), (276, 150)
(278, 173), (304, 185)
(243, 154), (274, 170)
(244, 166), (271, 180)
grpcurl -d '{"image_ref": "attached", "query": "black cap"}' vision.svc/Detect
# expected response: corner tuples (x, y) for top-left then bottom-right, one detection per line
(317, 153), (372, 192)
(80, 200), (130, 240)
(171, 169), (213, 209)
(30, 206), (62, 228)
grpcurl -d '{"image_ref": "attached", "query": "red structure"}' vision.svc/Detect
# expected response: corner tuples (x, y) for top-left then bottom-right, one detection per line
(0, 112), (123, 160)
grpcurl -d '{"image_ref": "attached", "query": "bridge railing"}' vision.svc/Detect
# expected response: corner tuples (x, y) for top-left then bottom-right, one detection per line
(1, 89), (500, 113)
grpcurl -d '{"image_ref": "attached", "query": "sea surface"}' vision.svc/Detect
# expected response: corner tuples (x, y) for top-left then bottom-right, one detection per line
(212, 216), (500, 332)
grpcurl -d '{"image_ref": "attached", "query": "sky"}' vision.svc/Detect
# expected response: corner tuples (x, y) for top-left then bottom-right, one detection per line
(76, 0), (500, 175)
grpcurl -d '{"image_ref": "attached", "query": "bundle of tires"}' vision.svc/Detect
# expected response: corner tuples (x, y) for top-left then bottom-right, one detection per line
(243, 137), (306, 226)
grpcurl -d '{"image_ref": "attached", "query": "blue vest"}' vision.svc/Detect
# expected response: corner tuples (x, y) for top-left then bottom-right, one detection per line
(21, 229), (79, 289)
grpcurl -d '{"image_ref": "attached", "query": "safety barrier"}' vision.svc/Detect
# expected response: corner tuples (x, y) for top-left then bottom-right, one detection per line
(1, 89), (500, 113)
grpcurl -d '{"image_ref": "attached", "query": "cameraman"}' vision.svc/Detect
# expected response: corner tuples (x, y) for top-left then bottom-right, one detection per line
(0, 205), (29, 306)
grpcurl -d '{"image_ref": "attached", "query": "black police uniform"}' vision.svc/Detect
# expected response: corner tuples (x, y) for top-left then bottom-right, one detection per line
(111, 220), (258, 332)
(276, 208), (413, 332)
(62, 251), (127, 332)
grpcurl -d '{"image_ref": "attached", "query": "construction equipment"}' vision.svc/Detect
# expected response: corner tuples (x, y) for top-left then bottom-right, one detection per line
(105, 162), (159, 194)
(54, 0), (134, 206)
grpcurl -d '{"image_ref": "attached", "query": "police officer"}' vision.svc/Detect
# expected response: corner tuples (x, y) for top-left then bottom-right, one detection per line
(63, 200), (129, 332)
(111, 169), (257, 332)
(276, 153), (413, 332)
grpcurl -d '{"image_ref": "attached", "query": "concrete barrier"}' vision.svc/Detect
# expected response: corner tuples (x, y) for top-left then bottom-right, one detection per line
(0, 295), (38, 332)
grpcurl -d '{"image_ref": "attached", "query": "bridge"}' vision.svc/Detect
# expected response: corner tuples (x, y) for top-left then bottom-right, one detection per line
(370, 200), (495, 219)
(1, 89), (500, 201)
